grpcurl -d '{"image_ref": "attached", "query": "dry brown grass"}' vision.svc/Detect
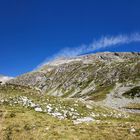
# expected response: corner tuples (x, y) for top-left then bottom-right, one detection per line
(0, 105), (140, 140)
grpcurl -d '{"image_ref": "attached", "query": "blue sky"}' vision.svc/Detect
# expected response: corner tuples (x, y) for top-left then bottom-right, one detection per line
(0, 0), (140, 76)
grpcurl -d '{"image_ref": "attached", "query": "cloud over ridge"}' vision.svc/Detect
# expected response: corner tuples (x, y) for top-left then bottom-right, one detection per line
(58, 32), (140, 57)
(37, 32), (140, 68)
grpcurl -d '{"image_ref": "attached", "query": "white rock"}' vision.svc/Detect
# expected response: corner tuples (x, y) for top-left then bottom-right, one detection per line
(63, 110), (68, 117)
(74, 103), (78, 106)
(86, 104), (93, 109)
(45, 127), (49, 131)
(46, 105), (52, 113)
(70, 108), (74, 112)
(52, 112), (62, 117)
(30, 102), (36, 108)
(1, 99), (4, 103)
(72, 115), (77, 119)
(74, 112), (79, 116)
(73, 117), (95, 125)
(103, 114), (107, 117)
(130, 128), (136, 133)
(58, 115), (65, 120)
(35, 107), (43, 112)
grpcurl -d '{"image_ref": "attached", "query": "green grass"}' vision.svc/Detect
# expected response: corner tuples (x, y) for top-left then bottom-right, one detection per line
(122, 86), (140, 98)
(87, 85), (114, 101)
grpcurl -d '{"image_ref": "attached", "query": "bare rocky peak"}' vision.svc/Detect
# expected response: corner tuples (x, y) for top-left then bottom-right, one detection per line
(47, 57), (82, 66)
(78, 52), (140, 61)
(40, 52), (140, 68)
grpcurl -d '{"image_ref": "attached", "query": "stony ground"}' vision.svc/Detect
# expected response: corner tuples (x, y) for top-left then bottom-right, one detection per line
(98, 83), (140, 113)
(0, 84), (140, 140)
(0, 105), (140, 140)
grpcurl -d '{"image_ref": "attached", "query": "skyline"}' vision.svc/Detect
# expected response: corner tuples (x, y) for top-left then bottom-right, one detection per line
(37, 32), (140, 69)
(0, 0), (140, 76)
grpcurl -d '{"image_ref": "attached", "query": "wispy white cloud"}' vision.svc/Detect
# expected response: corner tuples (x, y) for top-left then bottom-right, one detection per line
(37, 32), (140, 68)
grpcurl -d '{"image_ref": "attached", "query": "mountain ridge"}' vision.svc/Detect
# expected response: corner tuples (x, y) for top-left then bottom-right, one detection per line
(6, 52), (140, 112)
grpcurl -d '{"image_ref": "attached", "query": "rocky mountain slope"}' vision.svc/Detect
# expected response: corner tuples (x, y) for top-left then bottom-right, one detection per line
(8, 52), (140, 92)
(1, 52), (140, 139)
(7, 52), (140, 111)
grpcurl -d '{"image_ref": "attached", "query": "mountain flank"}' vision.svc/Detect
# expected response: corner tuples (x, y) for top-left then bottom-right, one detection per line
(0, 52), (140, 139)
(7, 52), (140, 111)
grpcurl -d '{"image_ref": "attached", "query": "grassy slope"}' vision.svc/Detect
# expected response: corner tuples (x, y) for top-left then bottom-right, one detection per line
(0, 105), (140, 140)
(0, 84), (140, 140)
(8, 56), (140, 99)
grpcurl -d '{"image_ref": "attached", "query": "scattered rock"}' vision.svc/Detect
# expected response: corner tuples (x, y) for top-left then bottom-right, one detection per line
(130, 128), (136, 133)
(73, 117), (95, 125)
(45, 127), (49, 131)
(86, 104), (93, 109)
(35, 107), (43, 112)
